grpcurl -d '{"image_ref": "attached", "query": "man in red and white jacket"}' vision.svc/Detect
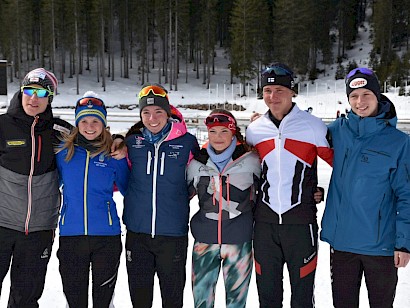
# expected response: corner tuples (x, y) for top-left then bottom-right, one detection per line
(246, 63), (333, 308)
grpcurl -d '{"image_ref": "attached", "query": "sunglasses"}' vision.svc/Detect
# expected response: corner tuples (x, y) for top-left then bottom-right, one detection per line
(261, 65), (293, 77)
(21, 86), (53, 98)
(138, 85), (168, 99)
(345, 68), (375, 82)
(205, 113), (236, 126)
(76, 97), (106, 110)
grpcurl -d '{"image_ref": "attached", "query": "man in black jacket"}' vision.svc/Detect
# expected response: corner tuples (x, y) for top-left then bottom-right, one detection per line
(0, 68), (72, 307)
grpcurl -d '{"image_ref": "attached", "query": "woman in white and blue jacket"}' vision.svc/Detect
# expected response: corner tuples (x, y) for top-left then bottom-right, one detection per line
(122, 84), (199, 308)
(56, 92), (129, 308)
(320, 68), (410, 308)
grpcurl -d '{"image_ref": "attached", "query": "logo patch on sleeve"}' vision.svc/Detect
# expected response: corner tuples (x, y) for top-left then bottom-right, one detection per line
(6, 140), (26, 147)
(53, 124), (71, 135)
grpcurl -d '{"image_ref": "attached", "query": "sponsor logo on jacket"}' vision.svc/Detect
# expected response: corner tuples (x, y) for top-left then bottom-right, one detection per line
(131, 136), (145, 149)
(53, 124), (71, 135)
(6, 139), (26, 147)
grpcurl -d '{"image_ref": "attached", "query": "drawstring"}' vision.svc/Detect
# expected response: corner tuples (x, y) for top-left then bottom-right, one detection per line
(211, 177), (216, 206)
(37, 135), (42, 162)
(226, 175), (230, 207)
(218, 176), (223, 244)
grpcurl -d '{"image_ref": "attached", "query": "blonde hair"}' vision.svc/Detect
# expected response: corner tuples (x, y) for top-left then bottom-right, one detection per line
(56, 127), (113, 162)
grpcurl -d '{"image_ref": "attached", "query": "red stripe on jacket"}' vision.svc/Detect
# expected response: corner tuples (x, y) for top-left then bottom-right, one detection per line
(255, 139), (275, 160)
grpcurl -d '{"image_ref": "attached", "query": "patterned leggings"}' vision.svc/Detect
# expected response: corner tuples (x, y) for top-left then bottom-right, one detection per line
(191, 241), (253, 308)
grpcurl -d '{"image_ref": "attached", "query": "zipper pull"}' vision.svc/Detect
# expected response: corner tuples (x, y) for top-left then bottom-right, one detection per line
(107, 201), (113, 225)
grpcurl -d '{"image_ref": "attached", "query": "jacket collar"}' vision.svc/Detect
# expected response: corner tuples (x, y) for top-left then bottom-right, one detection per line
(346, 96), (397, 137)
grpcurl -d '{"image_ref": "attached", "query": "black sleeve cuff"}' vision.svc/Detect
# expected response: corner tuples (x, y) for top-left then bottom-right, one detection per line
(112, 134), (125, 140)
(318, 186), (325, 202)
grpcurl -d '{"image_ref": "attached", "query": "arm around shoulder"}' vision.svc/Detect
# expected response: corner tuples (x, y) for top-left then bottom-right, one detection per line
(114, 157), (130, 196)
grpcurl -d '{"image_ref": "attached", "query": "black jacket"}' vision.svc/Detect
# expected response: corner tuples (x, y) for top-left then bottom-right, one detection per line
(0, 90), (72, 233)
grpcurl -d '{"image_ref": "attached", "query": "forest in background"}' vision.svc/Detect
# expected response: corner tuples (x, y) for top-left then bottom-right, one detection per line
(0, 0), (409, 94)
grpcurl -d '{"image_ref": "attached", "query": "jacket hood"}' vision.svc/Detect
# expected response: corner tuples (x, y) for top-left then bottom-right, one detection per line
(164, 105), (188, 141)
(377, 94), (397, 126)
(7, 90), (54, 123)
(346, 94), (398, 136)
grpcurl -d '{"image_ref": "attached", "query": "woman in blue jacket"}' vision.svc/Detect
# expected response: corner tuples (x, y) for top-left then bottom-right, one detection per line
(56, 92), (129, 308)
(121, 84), (199, 308)
(320, 68), (410, 308)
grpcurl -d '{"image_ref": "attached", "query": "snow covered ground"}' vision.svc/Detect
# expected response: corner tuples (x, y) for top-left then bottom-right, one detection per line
(1, 161), (409, 307)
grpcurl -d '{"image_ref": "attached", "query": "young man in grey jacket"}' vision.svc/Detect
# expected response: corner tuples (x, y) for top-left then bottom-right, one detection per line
(0, 68), (71, 307)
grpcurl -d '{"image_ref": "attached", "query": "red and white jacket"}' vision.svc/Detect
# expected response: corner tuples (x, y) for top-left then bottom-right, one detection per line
(246, 105), (333, 224)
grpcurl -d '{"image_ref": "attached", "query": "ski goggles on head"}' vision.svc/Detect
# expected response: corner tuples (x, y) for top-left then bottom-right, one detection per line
(138, 85), (168, 99)
(345, 68), (375, 82)
(21, 86), (54, 98)
(205, 113), (237, 133)
(76, 97), (106, 111)
(261, 65), (293, 77)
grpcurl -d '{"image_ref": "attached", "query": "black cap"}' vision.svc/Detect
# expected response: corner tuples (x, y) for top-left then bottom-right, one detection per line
(138, 84), (171, 116)
(346, 68), (381, 101)
(261, 63), (295, 90)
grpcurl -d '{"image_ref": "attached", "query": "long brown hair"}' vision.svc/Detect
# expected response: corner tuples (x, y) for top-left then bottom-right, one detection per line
(209, 109), (250, 151)
(55, 127), (113, 162)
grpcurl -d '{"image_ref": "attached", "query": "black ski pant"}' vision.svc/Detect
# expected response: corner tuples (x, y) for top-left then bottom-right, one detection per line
(125, 231), (188, 308)
(253, 222), (318, 308)
(57, 235), (122, 308)
(330, 249), (398, 308)
(0, 226), (53, 308)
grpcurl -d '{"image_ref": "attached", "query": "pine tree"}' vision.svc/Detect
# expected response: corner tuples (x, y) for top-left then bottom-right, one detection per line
(0, 0), (16, 74)
(272, 0), (311, 73)
(372, 0), (393, 82)
(335, 63), (345, 80)
(391, 0), (410, 51)
(216, 0), (235, 48)
(336, 0), (359, 61)
(230, 0), (262, 95)
(308, 0), (335, 69)
(199, 0), (218, 88)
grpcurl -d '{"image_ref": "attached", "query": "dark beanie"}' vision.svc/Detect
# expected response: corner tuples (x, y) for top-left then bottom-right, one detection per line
(346, 68), (381, 101)
(138, 84), (171, 116)
(261, 63), (295, 90)
(22, 68), (58, 103)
